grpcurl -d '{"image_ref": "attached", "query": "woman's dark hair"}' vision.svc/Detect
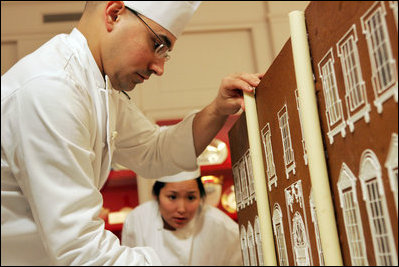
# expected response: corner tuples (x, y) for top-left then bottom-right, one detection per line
(152, 177), (206, 199)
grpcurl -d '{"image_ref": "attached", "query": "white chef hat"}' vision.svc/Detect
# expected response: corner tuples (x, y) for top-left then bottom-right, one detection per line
(123, 1), (201, 38)
(157, 167), (201, 183)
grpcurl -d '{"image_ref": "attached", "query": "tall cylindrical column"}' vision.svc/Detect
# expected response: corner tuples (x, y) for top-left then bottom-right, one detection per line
(289, 10), (343, 266)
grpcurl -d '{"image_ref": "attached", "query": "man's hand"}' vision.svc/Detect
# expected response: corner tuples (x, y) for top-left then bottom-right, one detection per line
(193, 72), (264, 156)
(211, 72), (265, 116)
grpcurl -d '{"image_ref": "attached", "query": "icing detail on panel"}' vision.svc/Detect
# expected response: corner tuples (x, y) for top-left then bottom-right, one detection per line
(239, 157), (250, 209)
(294, 89), (308, 165)
(337, 24), (371, 132)
(318, 48), (347, 144)
(261, 123), (278, 191)
(244, 149), (256, 204)
(292, 212), (311, 266)
(389, 1), (398, 29)
(361, 1), (398, 113)
(272, 203), (290, 266)
(384, 133), (398, 214)
(358, 149), (398, 266)
(337, 163), (368, 266)
(233, 149), (256, 211)
(232, 162), (243, 211)
(254, 216), (264, 265)
(309, 190), (325, 266)
(247, 221), (257, 266)
(284, 180), (312, 266)
(278, 104), (296, 178)
(240, 224), (250, 266)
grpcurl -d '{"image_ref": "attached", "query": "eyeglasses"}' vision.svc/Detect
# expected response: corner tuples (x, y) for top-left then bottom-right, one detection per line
(126, 7), (171, 61)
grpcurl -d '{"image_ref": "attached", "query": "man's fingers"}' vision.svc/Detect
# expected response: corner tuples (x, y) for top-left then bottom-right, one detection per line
(237, 73), (262, 88)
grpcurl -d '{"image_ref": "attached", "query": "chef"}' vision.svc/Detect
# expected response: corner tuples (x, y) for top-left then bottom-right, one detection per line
(1, 1), (262, 265)
(121, 168), (243, 266)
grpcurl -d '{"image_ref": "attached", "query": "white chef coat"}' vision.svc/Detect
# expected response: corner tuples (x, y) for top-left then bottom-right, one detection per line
(1, 28), (198, 265)
(121, 200), (243, 266)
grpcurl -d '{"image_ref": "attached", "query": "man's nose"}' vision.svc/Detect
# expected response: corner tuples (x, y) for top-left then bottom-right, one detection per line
(149, 57), (165, 76)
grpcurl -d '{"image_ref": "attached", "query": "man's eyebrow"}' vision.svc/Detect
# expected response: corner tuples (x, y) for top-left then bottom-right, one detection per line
(159, 34), (172, 50)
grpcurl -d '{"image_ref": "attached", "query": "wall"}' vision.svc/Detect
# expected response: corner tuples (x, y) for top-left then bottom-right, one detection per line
(1, 1), (309, 122)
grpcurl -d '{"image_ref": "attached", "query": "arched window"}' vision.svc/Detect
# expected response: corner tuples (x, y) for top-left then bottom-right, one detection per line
(254, 216), (264, 266)
(240, 224), (250, 266)
(272, 203), (289, 266)
(337, 163), (368, 265)
(359, 150), (397, 266)
(247, 221), (257, 266)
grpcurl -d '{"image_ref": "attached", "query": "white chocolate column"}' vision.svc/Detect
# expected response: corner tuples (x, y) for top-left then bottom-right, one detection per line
(243, 92), (277, 265)
(289, 10), (343, 265)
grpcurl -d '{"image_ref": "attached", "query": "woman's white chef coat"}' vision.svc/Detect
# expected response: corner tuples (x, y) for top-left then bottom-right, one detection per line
(121, 200), (243, 266)
(1, 28), (198, 265)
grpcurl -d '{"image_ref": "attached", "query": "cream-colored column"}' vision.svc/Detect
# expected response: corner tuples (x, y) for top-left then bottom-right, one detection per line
(243, 92), (277, 265)
(289, 10), (343, 266)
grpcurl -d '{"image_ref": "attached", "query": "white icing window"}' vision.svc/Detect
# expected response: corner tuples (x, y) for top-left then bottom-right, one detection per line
(389, 1), (398, 29)
(318, 48), (347, 144)
(384, 133), (398, 214)
(278, 105), (296, 178)
(239, 157), (249, 208)
(254, 216), (264, 266)
(359, 150), (397, 266)
(337, 25), (371, 132)
(245, 149), (256, 204)
(294, 89), (308, 165)
(361, 1), (398, 113)
(309, 190), (325, 266)
(240, 224), (250, 266)
(272, 203), (289, 266)
(247, 221), (257, 266)
(261, 123), (278, 191)
(232, 163), (242, 211)
(292, 212), (311, 266)
(337, 163), (368, 266)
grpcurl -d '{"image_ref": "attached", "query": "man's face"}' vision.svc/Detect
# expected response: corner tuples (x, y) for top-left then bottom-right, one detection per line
(101, 6), (176, 92)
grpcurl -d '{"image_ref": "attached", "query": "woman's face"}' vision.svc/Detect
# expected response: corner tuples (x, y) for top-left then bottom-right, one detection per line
(158, 180), (201, 230)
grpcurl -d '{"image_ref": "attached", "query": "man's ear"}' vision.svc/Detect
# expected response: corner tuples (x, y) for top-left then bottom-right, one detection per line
(104, 1), (125, 32)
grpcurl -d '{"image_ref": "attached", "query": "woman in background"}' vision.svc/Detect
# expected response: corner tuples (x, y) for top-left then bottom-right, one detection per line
(121, 168), (242, 266)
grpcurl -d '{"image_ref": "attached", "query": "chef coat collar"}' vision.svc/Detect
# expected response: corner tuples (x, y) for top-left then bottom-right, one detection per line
(70, 28), (106, 89)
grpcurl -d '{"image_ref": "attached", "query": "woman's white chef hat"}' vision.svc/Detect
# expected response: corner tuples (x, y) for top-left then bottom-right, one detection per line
(123, 1), (201, 38)
(157, 167), (201, 183)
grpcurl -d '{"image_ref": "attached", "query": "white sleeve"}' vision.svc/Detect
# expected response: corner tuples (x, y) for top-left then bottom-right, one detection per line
(121, 210), (139, 247)
(113, 99), (199, 178)
(11, 75), (161, 265)
(211, 207), (243, 266)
